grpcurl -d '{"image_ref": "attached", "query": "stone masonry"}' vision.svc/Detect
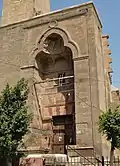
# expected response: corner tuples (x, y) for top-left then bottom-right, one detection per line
(102, 35), (120, 157)
(101, 35), (112, 157)
(2, 0), (50, 25)
(102, 35), (112, 109)
(0, 1), (109, 157)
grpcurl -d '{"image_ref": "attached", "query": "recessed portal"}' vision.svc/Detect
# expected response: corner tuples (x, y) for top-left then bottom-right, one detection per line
(34, 33), (75, 154)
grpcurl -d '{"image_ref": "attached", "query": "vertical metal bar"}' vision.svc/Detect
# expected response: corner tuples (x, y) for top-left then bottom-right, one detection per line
(80, 156), (82, 166)
(102, 156), (104, 166)
(118, 156), (120, 166)
(113, 156), (115, 166)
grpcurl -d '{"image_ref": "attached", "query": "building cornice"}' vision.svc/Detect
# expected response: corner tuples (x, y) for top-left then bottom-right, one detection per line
(0, 1), (102, 30)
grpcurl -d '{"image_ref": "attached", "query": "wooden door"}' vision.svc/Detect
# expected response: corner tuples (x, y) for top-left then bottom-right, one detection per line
(52, 115), (74, 154)
(52, 125), (65, 154)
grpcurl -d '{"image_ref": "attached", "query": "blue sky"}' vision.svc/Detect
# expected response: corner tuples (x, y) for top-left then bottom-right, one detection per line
(0, 0), (120, 87)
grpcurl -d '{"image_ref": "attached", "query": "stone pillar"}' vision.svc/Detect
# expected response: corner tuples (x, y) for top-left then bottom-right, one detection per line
(72, 56), (93, 156)
(69, 8), (103, 157)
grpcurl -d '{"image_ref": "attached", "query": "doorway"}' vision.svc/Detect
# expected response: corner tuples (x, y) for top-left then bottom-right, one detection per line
(52, 115), (75, 154)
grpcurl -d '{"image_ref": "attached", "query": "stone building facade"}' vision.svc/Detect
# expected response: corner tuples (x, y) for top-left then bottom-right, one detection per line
(102, 35), (120, 157)
(0, 0), (111, 158)
(102, 35), (112, 109)
(111, 86), (120, 156)
(2, 0), (50, 25)
(101, 35), (112, 157)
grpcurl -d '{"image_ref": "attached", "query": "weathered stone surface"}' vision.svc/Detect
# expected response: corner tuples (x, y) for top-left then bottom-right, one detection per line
(0, 1), (105, 157)
(2, 0), (50, 26)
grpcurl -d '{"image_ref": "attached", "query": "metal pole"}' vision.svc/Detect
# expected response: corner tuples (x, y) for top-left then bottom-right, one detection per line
(102, 156), (104, 166)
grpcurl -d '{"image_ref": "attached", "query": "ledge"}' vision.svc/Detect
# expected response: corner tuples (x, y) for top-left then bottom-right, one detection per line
(0, 2), (102, 30)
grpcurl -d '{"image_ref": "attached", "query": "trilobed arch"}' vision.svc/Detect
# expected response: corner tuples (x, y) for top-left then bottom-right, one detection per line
(32, 28), (77, 153)
(34, 27), (79, 60)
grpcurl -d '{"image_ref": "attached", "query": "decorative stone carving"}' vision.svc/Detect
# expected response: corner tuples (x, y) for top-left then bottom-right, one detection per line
(48, 21), (58, 28)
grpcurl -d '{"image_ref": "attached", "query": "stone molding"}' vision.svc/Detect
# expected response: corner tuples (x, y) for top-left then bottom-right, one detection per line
(28, 27), (80, 63)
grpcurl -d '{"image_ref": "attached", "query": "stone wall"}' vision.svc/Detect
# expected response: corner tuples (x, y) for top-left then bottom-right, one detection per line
(102, 35), (112, 109)
(101, 35), (113, 157)
(2, 0), (50, 25)
(0, 2), (104, 156)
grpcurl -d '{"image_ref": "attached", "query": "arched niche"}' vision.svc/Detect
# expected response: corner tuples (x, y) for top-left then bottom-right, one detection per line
(35, 33), (74, 78)
(31, 27), (80, 62)
(33, 31), (77, 154)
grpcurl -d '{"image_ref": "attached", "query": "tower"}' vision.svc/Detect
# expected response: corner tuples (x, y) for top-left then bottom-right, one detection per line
(2, 0), (50, 25)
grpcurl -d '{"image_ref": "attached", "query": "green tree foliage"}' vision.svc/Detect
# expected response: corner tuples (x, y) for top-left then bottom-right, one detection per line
(0, 78), (31, 164)
(98, 106), (120, 166)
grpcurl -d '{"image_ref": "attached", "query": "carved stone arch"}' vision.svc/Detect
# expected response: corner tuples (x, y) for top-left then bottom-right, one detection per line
(33, 27), (80, 60)
(26, 27), (77, 154)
